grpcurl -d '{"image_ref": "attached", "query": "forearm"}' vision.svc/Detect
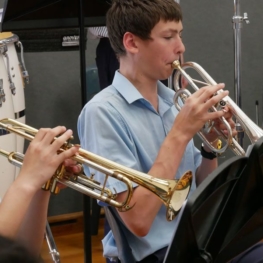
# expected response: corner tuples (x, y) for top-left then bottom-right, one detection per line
(117, 128), (189, 236)
(0, 179), (36, 238)
(16, 189), (50, 256)
(0, 177), (50, 256)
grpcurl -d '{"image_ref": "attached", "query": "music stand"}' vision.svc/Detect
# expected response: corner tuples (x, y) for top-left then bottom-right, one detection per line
(164, 137), (263, 263)
(1, 1), (111, 262)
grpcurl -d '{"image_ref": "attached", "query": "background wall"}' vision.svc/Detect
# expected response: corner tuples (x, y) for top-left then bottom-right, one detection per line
(0, 0), (263, 216)
(21, 44), (99, 216)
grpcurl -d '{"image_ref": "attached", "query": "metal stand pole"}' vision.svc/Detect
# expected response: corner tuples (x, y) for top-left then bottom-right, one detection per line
(232, 0), (249, 148)
(78, 0), (92, 263)
(45, 222), (61, 263)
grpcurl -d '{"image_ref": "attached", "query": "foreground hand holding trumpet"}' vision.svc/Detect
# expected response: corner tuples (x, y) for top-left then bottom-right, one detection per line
(0, 118), (192, 221)
(19, 126), (81, 191)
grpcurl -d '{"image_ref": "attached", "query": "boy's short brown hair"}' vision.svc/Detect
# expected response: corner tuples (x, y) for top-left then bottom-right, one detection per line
(106, 0), (182, 57)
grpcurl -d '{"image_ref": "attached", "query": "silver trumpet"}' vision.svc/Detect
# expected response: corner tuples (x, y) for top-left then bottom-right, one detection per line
(172, 60), (263, 156)
(0, 118), (193, 221)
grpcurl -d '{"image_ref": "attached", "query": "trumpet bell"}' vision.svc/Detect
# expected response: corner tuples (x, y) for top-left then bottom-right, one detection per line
(168, 170), (192, 220)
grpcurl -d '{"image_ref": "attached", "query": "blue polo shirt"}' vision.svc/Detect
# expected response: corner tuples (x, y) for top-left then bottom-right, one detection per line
(77, 71), (202, 261)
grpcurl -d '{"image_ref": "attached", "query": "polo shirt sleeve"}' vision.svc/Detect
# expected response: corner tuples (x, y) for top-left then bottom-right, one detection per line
(78, 100), (139, 198)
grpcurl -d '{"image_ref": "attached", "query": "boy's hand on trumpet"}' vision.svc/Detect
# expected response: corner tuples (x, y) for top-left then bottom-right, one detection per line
(174, 83), (237, 144)
(202, 105), (237, 151)
(174, 83), (229, 140)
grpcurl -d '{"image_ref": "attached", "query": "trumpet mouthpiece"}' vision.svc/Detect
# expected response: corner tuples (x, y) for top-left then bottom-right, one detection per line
(172, 60), (181, 69)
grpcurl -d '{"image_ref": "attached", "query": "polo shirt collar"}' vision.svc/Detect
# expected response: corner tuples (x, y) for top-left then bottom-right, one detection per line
(112, 71), (174, 105)
(112, 71), (143, 104)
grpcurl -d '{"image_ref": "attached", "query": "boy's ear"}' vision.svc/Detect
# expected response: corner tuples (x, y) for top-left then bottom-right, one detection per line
(123, 32), (138, 54)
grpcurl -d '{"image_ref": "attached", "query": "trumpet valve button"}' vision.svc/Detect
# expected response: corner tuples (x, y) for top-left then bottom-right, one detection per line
(219, 100), (226, 107)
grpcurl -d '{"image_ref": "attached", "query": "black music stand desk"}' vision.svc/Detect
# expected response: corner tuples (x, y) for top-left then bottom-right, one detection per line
(164, 137), (263, 263)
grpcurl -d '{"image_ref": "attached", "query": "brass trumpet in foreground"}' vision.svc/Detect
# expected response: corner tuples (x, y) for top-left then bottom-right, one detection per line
(0, 118), (192, 221)
(172, 60), (263, 156)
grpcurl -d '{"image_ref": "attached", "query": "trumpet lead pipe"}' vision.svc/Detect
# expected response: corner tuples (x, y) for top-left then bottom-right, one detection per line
(0, 148), (9, 158)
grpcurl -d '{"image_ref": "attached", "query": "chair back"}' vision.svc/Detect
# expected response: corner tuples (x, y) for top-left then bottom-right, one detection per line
(85, 66), (100, 101)
(104, 207), (136, 263)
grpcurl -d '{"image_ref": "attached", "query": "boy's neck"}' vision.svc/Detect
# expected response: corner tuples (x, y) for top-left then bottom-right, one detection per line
(119, 61), (159, 111)
(120, 69), (158, 111)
